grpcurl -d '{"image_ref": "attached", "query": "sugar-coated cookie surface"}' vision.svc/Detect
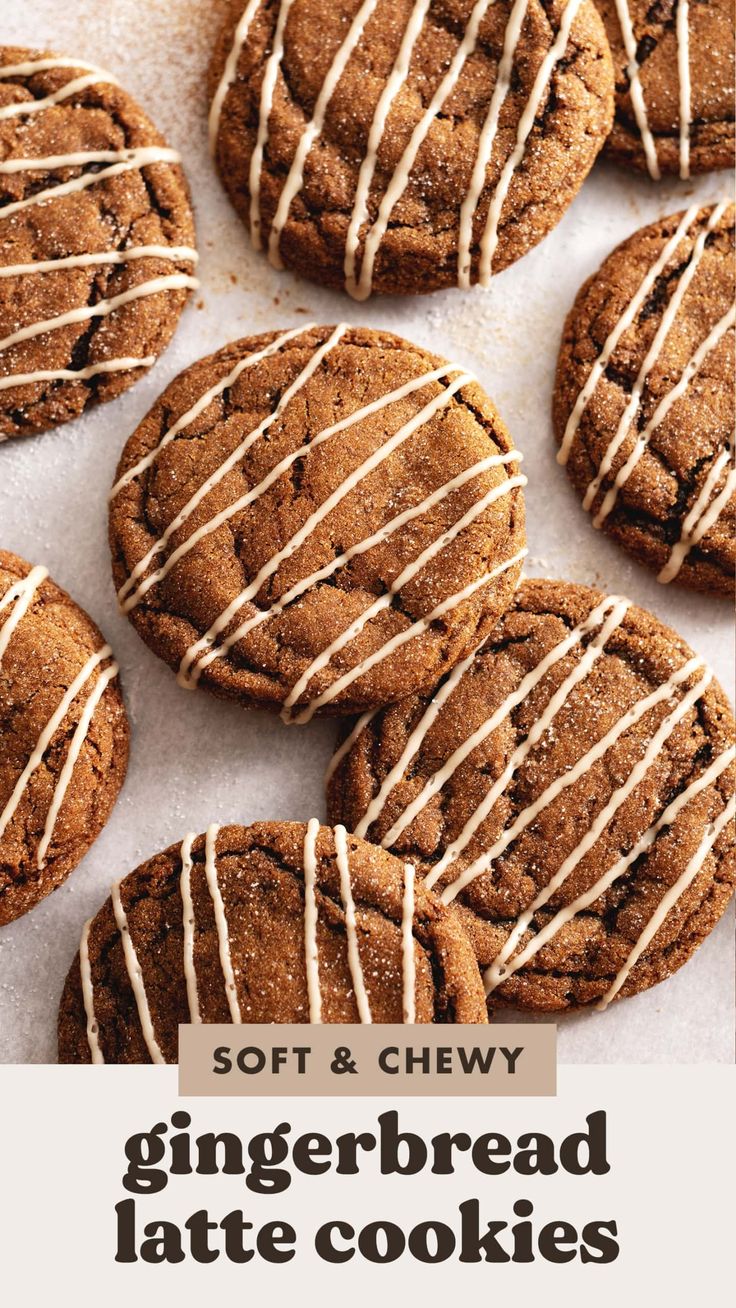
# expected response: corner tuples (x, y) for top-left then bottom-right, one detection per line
(598, 0), (735, 178)
(0, 550), (129, 925)
(0, 46), (197, 440)
(208, 0), (614, 296)
(109, 324), (526, 718)
(58, 820), (489, 1062)
(327, 578), (736, 1012)
(553, 203), (735, 596)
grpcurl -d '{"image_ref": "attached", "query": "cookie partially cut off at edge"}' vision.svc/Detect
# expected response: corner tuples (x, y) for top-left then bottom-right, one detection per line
(553, 203), (735, 597)
(58, 821), (489, 1063)
(597, 0), (735, 176)
(327, 577), (736, 1012)
(0, 45), (196, 440)
(0, 549), (129, 925)
(109, 324), (526, 719)
(208, 0), (614, 295)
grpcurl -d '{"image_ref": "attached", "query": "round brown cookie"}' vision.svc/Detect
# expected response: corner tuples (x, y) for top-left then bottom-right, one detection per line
(327, 577), (736, 1013)
(553, 203), (735, 597)
(0, 549), (129, 925)
(0, 46), (197, 441)
(207, 0), (614, 297)
(597, 0), (735, 177)
(109, 324), (526, 718)
(58, 820), (488, 1062)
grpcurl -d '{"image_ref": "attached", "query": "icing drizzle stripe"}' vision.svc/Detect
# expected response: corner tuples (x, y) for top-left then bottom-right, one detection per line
(659, 442), (736, 584)
(334, 823), (372, 1023)
(381, 592), (628, 849)
(0, 356), (155, 400)
(0, 68), (119, 120)
(179, 832), (201, 1023)
(431, 597), (632, 895)
(0, 564), (48, 662)
(612, 0), (660, 178)
(484, 668), (718, 993)
(0, 244), (198, 279)
(401, 862), (417, 1024)
(204, 823), (242, 1023)
(303, 817), (322, 1022)
(676, 0), (691, 179)
(598, 791), (736, 1009)
(79, 917), (104, 1064)
(280, 459), (525, 721)
(208, 0), (263, 152)
(111, 880), (166, 1064)
(0, 149), (182, 220)
(584, 204), (727, 519)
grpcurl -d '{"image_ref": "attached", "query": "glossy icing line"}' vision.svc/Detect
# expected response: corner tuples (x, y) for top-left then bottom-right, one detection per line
(111, 880), (166, 1064)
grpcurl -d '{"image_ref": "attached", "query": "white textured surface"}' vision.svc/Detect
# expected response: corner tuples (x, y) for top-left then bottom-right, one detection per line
(0, 0), (732, 1063)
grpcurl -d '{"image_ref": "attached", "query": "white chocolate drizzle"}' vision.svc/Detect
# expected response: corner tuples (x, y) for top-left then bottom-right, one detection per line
(485, 745), (736, 993)
(213, 0), (587, 293)
(249, 0), (297, 249)
(0, 59), (196, 399)
(477, 0), (583, 283)
(0, 244), (198, 280)
(204, 823), (242, 1023)
(36, 658), (119, 868)
(430, 597), (633, 895)
(0, 564), (47, 662)
(0, 273), (197, 357)
(208, 0), (263, 152)
(280, 456), (525, 722)
(0, 64), (119, 120)
(303, 817), (322, 1022)
(380, 592), (629, 850)
(334, 823), (372, 1022)
(597, 791), (736, 1009)
(659, 440), (736, 584)
(179, 832), (201, 1023)
(585, 203), (728, 524)
(79, 917), (104, 1064)
(457, 0), (528, 288)
(401, 862), (417, 1023)
(557, 205), (700, 466)
(612, 0), (661, 178)
(343, 0), (431, 296)
(0, 640), (115, 862)
(325, 709), (378, 786)
(676, 0), (691, 179)
(0, 148), (182, 220)
(268, 0), (380, 268)
(593, 304), (735, 529)
(483, 668), (720, 994)
(175, 365), (475, 686)
(111, 879), (166, 1064)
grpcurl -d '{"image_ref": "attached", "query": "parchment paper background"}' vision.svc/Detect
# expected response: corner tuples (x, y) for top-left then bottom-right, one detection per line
(0, 0), (732, 1062)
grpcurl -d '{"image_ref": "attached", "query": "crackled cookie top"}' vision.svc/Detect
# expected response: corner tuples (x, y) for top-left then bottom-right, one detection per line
(0, 550), (128, 925)
(58, 820), (488, 1062)
(327, 578), (736, 1012)
(553, 203), (735, 596)
(598, 0), (735, 177)
(109, 325), (526, 718)
(0, 46), (197, 440)
(208, 0), (613, 296)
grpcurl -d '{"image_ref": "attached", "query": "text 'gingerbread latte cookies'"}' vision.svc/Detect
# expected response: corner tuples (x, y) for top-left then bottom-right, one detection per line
(0, 46), (198, 440)
(109, 325), (526, 719)
(597, 0), (735, 178)
(207, 0), (614, 296)
(327, 578), (736, 1013)
(0, 550), (128, 925)
(554, 203), (735, 596)
(58, 820), (488, 1063)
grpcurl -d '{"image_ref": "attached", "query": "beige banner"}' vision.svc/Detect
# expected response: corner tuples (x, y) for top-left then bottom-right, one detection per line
(178, 1024), (556, 1096)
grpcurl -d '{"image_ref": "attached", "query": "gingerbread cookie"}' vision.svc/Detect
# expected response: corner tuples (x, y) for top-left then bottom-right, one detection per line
(208, 0), (614, 296)
(0, 46), (197, 440)
(553, 203), (735, 596)
(327, 578), (736, 1012)
(598, 0), (735, 177)
(0, 550), (128, 925)
(109, 325), (526, 718)
(58, 820), (488, 1062)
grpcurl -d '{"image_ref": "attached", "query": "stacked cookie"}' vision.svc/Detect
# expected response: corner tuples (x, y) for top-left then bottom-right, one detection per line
(0, 6), (734, 1063)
